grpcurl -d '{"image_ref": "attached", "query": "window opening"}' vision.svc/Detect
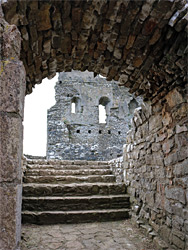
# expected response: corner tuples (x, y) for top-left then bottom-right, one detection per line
(71, 102), (76, 113)
(118, 131), (121, 135)
(108, 130), (111, 134)
(99, 104), (106, 123)
(99, 96), (110, 124)
(76, 130), (80, 133)
(99, 130), (102, 134)
(88, 130), (91, 134)
(71, 97), (82, 113)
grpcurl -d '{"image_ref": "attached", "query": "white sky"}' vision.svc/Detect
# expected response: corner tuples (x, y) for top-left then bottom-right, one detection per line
(23, 75), (58, 156)
(23, 73), (106, 156)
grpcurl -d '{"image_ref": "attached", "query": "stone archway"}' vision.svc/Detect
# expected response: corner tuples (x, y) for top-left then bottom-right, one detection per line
(0, 1), (187, 249)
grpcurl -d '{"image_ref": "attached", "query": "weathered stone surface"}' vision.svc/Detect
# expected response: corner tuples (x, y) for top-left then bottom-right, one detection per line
(122, 86), (188, 249)
(21, 220), (156, 250)
(1, 0), (186, 99)
(0, 61), (26, 117)
(0, 184), (22, 250)
(0, 1), (187, 250)
(165, 186), (186, 204)
(37, 4), (52, 31)
(0, 113), (23, 183)
(22, 157), (130, 224)
(166, 88), (185, 108)
(162, 138), (174, 154)
(47, 71), (141, 161)
(0, 11), (25, 250)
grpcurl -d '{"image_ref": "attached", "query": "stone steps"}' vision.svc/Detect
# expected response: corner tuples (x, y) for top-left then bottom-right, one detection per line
(22, 159), (130, 224)
(25, 168), (112, 176)
(23, 175), (116, 184)
(26, 160), (109, 166)
(22, 194), (130, 211)
(22, 208), (130, 225)
(26, 164), (111, 170)
(23, 183), (127, 197)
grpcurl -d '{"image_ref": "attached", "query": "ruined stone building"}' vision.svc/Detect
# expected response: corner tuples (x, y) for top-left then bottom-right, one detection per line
(0, 1), (187, 250)
(47, 71), (141, 160)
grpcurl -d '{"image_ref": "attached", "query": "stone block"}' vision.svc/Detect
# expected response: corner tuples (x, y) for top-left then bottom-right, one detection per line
(162, 138), (174, 154)
(165, 186), (186, 205)
(149, 114), (162, 132)
(0, 184), (22, 250)
(149, 219), (160, 233)
(152, 142), (161, 152)
(153, 152), (164, 166)
(153, 236), (169, 250)
(175, 132), (187, 148)
(37, 3), (52, 31)
(172, 103), (188, 121)
(0, 113), (23, 183)
(172, 215), (184, 230)
(145, 191), (154, 207)
(0, 60), (25, 117)
(171, 203), (183, 217)
(184, 220), (188, 232)
(2, 22), (21, 59)
(178, 146), (188, 162)
(171, 233), (185, 249)
(166, 88), (184, 108)
(164, 198), (173, 214)
(164, 152), (178, 166)
(162, 112), (172, 127)
(176, 124), (187, 134)
(156, 133), (167, 143)
(159, 225), (171, 243)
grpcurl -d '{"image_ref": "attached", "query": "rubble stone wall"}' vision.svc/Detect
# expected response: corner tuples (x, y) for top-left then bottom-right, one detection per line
(122, 86), (188, 249)
(47, 71), (141, 161)
(109, 157), (124, 183)
(0, 1), (187, 249)
(2, 1), (187, 100)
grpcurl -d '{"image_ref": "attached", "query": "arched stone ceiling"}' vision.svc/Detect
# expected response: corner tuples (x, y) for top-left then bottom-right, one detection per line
(2, 0), (188, 100)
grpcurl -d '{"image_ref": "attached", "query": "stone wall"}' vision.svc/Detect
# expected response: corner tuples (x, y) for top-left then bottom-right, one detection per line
(2, 1), (187, 100)
(109, 157), (124, 183)
(0, 1), (187, 249)
(0, 4), (25, 250)
(47, 71), (141, 161)
(122, 86), (188, 249)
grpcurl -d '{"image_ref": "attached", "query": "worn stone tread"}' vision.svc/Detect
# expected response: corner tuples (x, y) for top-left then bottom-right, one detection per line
(22, 159), (130, 224)
(22, 194), (130, 211)
(22, 194), (130, 200)
(26, 160), (109, 166)
(22, 208), (130, 224)
(22, 182), (126, 197)
(23, 174), (116, 184)
(26, 164), (111, 170)
(25, 169), (112, 176)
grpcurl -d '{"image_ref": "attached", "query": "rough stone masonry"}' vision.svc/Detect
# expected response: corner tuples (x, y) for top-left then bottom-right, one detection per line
(47, 71), (141, 161)
(0, 1), (187, 250)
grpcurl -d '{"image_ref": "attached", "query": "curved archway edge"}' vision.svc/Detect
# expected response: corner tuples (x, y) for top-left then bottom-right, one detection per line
(0, 1), (187, 249)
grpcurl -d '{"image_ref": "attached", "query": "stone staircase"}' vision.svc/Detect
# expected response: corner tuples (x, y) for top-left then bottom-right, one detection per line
(22, 159), (130, 224)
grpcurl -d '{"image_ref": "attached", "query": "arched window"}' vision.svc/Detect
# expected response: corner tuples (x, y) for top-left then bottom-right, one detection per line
(71, 97), (82, 113)
(99, 97), (110, 124)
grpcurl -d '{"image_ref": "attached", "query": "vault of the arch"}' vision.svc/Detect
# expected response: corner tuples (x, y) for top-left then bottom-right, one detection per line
(2, 0), (187, 100)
